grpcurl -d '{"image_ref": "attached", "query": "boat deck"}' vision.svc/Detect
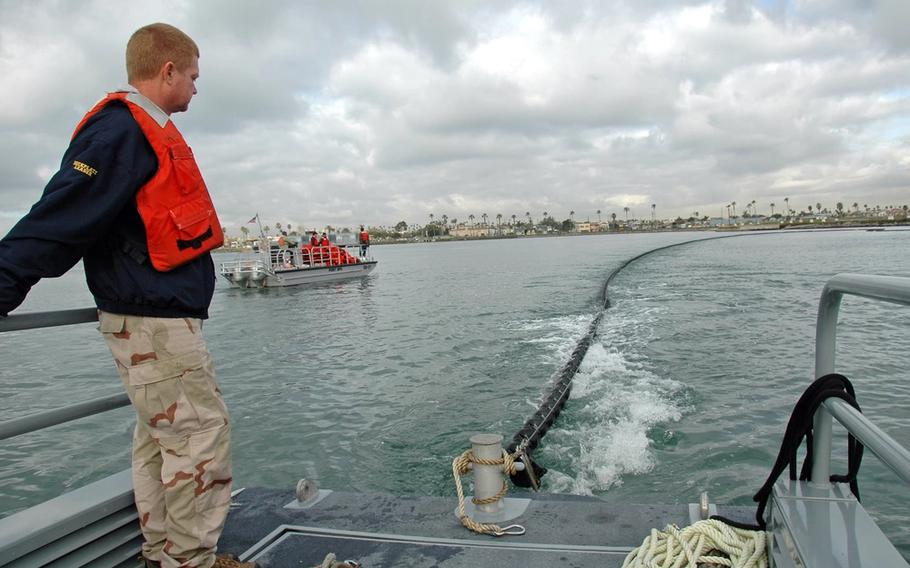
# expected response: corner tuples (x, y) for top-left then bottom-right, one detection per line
(219, 487), (755, 567)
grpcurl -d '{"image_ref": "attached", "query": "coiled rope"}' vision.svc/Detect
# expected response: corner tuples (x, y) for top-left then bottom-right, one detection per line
(451, 448), (526, 536)
(621, 519), (767, 568)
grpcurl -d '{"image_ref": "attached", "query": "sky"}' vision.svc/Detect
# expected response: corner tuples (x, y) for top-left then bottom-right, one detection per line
(1, 0), (908, 235)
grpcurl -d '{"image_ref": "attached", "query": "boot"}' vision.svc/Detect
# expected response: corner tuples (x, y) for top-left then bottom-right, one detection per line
(212, 553), (257, 568)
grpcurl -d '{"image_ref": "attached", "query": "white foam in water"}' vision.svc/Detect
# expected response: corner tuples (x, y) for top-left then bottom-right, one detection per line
(507, 308), (682, 495)
(542, 337), (684, 495)
(510, 314), (594, 365)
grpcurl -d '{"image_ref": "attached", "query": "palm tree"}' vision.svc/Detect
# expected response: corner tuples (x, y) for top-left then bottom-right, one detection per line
(481, 213), (488, 226)
(726, 204), (731, 220)
(569, 210), (575, 228)
(731, 201), (737, 218)
(596, 209), (602, 223)
(496, 213), (503, 234)
(442, 214), (448, 229)
(240, 226), (250, 239)
(469, 214), (475, 227)
(623, 207), (630, 222)
(511, 214), (517, 226)
(429, 213), (434, 225)
(808, 204), (813, 214)
(526, 212), (531, 225)
(542, 211), (548, 222)
(836, 202), (844, 216)
(610, 212), (617, 225)
(816, 202), (822, 215)
(784, 197), (790, 216)
(651, 203), (656, 224)
(750, 200), (756, 217)
(770, 202), (775, 216)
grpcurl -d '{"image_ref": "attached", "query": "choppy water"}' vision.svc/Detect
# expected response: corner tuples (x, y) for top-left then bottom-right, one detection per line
(2, 228), (909, 557)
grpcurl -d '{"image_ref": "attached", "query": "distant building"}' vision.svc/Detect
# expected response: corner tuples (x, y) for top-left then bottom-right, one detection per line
(450, 224), (491, 238)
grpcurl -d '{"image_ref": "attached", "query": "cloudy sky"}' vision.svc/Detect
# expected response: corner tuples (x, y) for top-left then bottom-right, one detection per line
(1, 0), (908, 235)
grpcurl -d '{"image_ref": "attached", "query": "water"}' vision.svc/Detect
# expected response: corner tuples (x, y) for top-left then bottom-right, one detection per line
(2, 229), (909, 556)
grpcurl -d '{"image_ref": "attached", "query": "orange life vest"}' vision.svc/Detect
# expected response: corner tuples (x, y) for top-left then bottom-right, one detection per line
(359, 230), (369, 244)
(73, 92), (223, 272)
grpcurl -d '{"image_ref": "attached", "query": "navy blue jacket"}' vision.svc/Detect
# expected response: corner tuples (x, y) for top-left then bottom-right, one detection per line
(0, 101), (215, 318)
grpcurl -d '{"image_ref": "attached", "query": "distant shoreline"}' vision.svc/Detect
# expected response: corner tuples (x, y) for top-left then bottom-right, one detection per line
(214, 221), (909, 253)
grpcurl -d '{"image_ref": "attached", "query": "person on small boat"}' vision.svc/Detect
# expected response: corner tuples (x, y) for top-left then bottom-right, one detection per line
(309, 231), (319, 246)
(359, 225), (370, 258)
(320, 232), (330, 246)
(0, 23), (250, 568)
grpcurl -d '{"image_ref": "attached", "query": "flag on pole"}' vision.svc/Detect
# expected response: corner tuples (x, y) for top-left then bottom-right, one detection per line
(247, 213), (259, 224)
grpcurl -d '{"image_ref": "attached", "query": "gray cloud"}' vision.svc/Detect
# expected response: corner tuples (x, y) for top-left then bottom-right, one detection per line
(1, 0), (908, 235)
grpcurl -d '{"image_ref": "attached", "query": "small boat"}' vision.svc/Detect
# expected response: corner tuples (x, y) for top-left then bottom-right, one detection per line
(220, 239), (377, 288)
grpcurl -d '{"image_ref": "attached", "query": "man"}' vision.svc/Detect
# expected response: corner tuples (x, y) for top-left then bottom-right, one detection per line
(358, 225), (370, 258)
(0, 23), (251, 568)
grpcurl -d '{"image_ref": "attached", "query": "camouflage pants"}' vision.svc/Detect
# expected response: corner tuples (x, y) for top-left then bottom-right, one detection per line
(99, 311), (232, 568)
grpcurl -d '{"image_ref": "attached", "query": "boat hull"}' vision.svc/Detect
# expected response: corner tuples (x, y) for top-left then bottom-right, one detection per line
(221, 260), (377, 288)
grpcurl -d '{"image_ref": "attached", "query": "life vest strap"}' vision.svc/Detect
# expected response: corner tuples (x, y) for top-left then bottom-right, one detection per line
(176, 226), (214, 251)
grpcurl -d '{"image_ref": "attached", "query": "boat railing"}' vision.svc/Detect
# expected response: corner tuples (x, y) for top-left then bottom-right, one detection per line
(0, 309), (132, 442)
(810, 274), (910, 486)
(762, 273), (910, 567)
(219, 257), (272, 276)
(270, 245), (370, 269)
(224, 245), (372, 273)
(0, 308), (141, 567)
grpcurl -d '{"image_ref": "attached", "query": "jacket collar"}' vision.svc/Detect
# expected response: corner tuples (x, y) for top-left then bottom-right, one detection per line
(117, 85), (170, 128)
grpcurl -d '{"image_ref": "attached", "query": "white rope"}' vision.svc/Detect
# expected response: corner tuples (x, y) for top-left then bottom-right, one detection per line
(621, 519), (768, 568)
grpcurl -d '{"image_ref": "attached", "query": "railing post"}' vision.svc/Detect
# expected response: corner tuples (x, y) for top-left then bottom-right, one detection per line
(811, 284), (842, 487)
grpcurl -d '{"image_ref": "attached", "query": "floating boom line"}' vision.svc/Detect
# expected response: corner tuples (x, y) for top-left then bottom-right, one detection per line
(507, 233), (750, 487)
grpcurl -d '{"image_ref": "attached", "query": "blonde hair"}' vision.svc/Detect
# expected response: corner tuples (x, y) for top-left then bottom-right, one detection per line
(126, 23), (199, 83)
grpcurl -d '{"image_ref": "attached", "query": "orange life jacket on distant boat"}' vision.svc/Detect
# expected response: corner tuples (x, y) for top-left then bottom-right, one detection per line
(359, 230), (369, 244)
(72, 92), (223, 272)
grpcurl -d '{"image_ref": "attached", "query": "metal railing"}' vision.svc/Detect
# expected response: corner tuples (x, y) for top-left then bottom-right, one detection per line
(810, 273), (910, 487)
(0, 308), (141, 567)
(218, 258), (271, 274)
(0, 309), (131, 441)
(220, 245), (371, 275)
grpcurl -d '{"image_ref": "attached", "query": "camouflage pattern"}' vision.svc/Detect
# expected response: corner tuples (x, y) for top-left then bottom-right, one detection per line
(99, 311), (232, 568)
